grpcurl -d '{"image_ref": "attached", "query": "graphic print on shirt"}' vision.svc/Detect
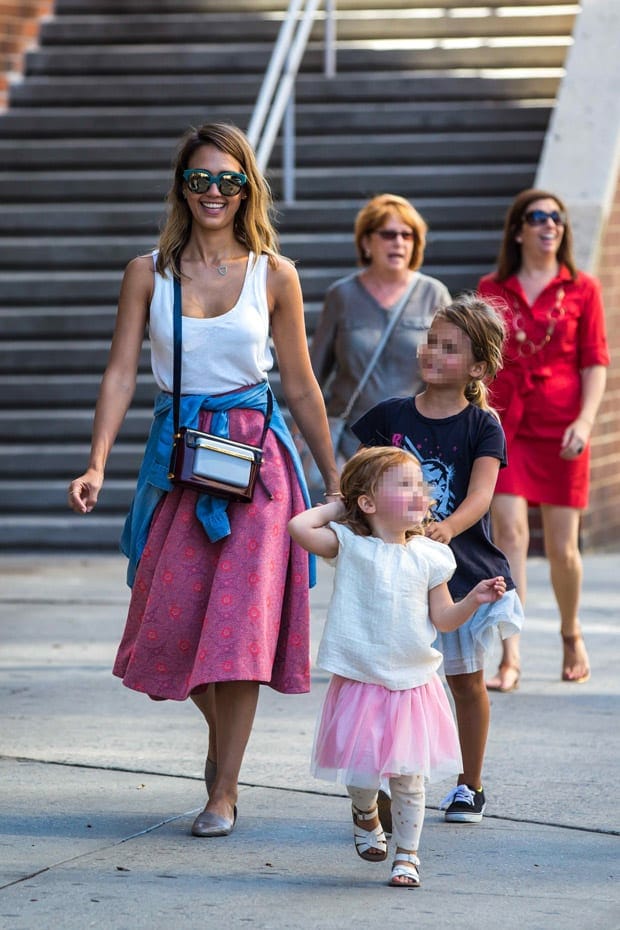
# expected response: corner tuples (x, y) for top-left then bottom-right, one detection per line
(392, 433), (456, 521)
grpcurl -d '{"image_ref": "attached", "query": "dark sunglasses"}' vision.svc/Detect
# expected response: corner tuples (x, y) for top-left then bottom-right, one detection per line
(182, 169), (247, 196)
(373, 229), (415, 241)
(523, 209), (566, 227)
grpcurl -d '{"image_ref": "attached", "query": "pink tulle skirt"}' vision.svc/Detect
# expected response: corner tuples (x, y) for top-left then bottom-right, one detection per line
(311, 674), (462, 788)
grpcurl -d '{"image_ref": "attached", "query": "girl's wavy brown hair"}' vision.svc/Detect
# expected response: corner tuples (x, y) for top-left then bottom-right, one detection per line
(156, 122), (279, 279)
(338, 446), (431, 539)
(432, 294), (506, 415)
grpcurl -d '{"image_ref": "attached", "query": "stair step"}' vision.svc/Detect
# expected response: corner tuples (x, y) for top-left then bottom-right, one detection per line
(0, 306), (117, 337)
(0, 129), (545, 170)
(39, 10), (577, 45)
(0, 196), (509, 234)
(0, 409), (150, 441)
(0, 229), (503, 272)
(0, 100), (551, 138)
(53, 0), (577, 11)
(0, 479), (134, 513)
(0, 442), (145, 478)
(24, 40), (571, 76)
(0, 162), (537, 204)
(0, 515), (125, 550)
(9, 71), (562, 108)
(2, 374), (157, 408)
(0, 339), (149, 373)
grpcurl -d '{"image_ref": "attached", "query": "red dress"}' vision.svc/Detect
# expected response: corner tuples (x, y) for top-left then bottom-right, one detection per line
(478, 266), (609, 508)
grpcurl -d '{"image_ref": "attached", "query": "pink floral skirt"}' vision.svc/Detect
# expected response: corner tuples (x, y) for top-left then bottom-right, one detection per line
(312, 674), (462, 788)
(113, 409), (311, 700)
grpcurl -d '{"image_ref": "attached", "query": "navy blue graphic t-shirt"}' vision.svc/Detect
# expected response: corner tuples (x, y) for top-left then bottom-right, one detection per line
(352, 396), (514, 599)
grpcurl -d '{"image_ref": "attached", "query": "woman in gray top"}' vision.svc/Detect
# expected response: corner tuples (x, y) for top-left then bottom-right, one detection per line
(310, 194), (451, 460)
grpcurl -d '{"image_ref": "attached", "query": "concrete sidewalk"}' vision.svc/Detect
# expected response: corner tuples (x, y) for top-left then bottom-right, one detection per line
(0, 552), (618, 930)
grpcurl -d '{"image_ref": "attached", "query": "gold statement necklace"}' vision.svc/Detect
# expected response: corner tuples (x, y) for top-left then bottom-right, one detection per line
(512, 286), (565, 357)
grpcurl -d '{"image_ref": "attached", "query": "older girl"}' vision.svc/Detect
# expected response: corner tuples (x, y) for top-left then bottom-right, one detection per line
(353, 296), (523, 825)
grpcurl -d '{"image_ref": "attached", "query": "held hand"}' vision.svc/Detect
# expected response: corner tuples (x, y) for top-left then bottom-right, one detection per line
(560, 416), (591, 460)
(471, 576), (506, 605)
(67, 469), (103, 514)
(424, 520), (454, 544)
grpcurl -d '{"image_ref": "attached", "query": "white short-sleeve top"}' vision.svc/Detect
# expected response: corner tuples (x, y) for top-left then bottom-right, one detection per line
(316, 524), (456, 690)
(148, 251), (273, 394)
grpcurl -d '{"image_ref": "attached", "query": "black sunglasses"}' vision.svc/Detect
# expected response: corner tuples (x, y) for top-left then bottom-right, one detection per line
(373, 229), (415, 241)
(523, 209), (566, 227)
(182, 169), (247, 197)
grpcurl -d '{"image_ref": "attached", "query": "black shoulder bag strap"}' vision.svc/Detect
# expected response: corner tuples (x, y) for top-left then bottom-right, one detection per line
(172, 275), (273, 440)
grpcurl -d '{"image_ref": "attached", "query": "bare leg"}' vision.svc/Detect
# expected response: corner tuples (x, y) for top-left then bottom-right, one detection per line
(191, 683), (217, 764)
(487, 493), (529, 690)
(445, 670), (489, 789)
(191, 680), (260, 820)
(540, 505), (590, 682)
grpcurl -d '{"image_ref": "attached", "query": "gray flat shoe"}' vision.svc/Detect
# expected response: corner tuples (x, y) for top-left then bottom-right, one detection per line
(191, 805), (237, 838)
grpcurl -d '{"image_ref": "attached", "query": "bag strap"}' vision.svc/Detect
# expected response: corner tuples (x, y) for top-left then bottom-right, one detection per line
(172, 275), (273, 442)
(339, 273), (421, 422)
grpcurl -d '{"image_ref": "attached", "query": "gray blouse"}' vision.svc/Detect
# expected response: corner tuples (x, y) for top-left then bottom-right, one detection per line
(310, 270), (451, 455)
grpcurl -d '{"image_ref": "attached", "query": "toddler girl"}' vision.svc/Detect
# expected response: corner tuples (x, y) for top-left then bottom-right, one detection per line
(288, 447), (506, 887)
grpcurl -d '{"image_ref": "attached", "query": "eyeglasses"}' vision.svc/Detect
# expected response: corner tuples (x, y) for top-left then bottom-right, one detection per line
(523, 209), (566, 227)
(373, 229), (415, 241)
(182, 169), (247, 196)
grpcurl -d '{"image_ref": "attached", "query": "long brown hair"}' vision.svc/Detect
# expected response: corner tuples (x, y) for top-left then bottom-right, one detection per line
(354, 193), (428, 271)
(432, 295), (506, 413)
(338, 446), (429, 538)
(495, 188), (578, 281)
(156, 122), (279, 278)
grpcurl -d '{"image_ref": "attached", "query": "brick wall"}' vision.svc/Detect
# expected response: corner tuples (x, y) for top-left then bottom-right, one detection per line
(582, 170), (620, 549)
(0, 1), (52, 109)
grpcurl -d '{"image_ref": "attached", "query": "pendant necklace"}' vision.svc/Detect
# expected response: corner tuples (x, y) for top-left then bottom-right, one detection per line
(512, 286), (565, 356)
(212, 255), (246, 277)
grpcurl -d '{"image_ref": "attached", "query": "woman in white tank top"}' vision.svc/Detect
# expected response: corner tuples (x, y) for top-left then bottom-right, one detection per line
(68, 122), (339, 839)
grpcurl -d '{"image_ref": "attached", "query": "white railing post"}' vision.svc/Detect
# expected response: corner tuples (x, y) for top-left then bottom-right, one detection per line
(324, 0), (336, 78)
(246, 0), (305, 150)
(248, 0), (336, 203)
(282, 90), (296, 203)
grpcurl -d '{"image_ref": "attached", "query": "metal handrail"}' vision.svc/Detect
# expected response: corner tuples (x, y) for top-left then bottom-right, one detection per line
(247, 0), (336, 203)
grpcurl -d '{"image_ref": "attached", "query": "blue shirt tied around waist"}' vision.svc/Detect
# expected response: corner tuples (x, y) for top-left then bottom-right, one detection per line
(120, 381), (315, 588)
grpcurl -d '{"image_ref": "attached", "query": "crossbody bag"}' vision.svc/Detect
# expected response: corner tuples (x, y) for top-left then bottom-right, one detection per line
(167, 276), (273, 502)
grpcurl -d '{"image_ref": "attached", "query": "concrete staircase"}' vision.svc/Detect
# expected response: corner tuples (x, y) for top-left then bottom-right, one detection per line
(0, 0), (579, 549)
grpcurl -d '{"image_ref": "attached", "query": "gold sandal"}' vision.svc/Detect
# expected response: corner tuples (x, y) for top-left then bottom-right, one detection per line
(486, 663), (521, 693)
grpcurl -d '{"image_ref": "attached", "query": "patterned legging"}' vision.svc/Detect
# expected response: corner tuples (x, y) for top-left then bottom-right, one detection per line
(349, 773), (425, 851)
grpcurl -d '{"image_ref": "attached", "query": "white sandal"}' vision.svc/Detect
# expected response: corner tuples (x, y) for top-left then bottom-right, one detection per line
(351, 805), (388, 862)
(389, 852), (420, 888)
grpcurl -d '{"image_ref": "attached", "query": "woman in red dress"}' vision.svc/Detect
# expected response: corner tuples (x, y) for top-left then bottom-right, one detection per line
(478, 188), (609, 690)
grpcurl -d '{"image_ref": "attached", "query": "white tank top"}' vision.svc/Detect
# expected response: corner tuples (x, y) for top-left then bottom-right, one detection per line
(148, 251), (273, 394)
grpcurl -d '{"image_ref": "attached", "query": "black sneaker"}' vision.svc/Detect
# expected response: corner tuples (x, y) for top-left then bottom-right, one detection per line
(440, 784), (486, 823)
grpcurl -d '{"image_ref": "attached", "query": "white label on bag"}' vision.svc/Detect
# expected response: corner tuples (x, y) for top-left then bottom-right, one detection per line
(193, 446), (253, 488)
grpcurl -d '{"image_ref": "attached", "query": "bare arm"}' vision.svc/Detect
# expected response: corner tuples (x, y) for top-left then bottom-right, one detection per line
(287, 500), (344, 558)
(268, 258), (340, 493)
(68, 255), (152, 513)
(425, 456), (500, 545)
(560, 364), (607, 459)
(429, 576), (507, 632)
